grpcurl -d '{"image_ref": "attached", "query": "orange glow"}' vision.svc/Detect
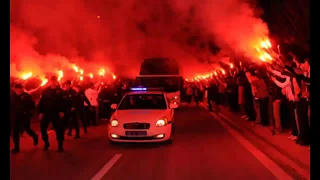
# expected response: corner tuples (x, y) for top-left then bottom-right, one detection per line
(20, 72), (32, 80)
(259, 55), (266, 62)
(187, 38), (275, 81)
(185, 78), (188, 81)
(260, 39), (271, 49)
(89, 73), (93, 78)
(98, 68), (105, 76)
(112, 74), (116, 80)
(40, 78), (48, 86)
(79, 76), (83, 81)
(79, 69), (84, 75)
(57, 70), (63, 81)
(264, 52), (272, 60)
(72, 64), (79, 72)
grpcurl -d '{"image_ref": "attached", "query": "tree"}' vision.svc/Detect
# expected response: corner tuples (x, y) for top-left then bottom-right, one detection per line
(269, 0), (309, 53)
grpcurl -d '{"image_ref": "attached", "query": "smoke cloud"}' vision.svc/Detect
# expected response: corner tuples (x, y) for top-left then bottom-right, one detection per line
(10, 0), (268, 78)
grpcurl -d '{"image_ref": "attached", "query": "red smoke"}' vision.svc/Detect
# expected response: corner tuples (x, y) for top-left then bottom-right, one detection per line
(10, 0), (268, 78)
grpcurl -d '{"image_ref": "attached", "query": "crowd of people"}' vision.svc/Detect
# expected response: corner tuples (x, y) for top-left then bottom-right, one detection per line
(10, 76), (130, 154)
(10, 54), (310, 153)
(183, 56), (310, 149)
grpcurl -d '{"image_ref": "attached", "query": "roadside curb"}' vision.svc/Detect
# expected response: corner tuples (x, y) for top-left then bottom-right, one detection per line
(201, 102), (310, 180)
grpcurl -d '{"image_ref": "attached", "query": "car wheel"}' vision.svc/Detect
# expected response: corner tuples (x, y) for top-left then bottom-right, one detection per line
(164, 130), (173, 145)
(109, 140), (118, 145)
(165, 138), (172, 144)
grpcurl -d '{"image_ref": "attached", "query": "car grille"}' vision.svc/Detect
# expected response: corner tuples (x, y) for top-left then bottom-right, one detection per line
(118, 136), (157, 140)
(123, 123), (150, 129)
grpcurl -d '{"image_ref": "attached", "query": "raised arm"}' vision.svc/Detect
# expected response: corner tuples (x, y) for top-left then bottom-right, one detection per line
(272, 76), (290, 89)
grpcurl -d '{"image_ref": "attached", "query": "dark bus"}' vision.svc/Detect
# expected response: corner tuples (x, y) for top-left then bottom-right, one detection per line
(136, 57), (183, 105)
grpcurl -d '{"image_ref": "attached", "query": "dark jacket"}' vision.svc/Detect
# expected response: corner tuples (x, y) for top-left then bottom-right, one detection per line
(72, 91), (91, 113)
(11, 92), (35, 118)
(63, 88), (77, 113)
(38, 86), (65, 115)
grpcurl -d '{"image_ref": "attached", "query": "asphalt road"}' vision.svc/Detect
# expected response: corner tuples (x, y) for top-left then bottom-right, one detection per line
(11, 103), (281, 180)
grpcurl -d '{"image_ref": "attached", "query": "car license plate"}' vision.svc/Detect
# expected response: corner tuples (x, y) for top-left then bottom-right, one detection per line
(125, 131), (147, 136)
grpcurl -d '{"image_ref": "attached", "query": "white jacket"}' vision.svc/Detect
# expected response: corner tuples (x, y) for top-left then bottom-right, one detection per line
(270, 70), (295, 101)
(84, 88), (99, 107)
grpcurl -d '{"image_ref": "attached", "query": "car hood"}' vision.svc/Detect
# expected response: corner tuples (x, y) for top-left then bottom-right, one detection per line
(114, 110), (167, 123)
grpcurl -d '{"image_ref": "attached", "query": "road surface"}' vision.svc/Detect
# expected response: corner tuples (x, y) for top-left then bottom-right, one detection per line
(11, 103), (285, 180)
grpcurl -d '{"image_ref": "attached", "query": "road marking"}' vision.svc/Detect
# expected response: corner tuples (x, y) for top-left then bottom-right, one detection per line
(205, 107), (293, 180)
(91, 154), (122, 180)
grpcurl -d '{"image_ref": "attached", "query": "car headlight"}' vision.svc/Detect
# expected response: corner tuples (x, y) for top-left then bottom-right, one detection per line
(156, 117), (168, 127)
(110, 119), (119, 127)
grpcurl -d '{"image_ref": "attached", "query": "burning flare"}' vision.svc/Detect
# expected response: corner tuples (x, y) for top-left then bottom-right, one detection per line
(72, 65), (79, 73)
(21, 72), (32, 80)
(40, 78), (48, 86)
(89, 73), (93, 78)
(99, 68), (105, 76)
(57, 70), (63, 81)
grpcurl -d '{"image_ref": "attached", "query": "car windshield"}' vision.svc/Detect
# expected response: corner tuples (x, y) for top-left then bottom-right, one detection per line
(117, 94), (167, 110)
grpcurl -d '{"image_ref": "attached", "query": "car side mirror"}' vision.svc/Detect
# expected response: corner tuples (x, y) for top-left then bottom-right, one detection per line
(169, 103), (178, 109)
(110, 104), (117, 109)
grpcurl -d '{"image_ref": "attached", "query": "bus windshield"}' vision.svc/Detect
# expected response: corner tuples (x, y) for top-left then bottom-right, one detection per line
(135, 76), (183, 93)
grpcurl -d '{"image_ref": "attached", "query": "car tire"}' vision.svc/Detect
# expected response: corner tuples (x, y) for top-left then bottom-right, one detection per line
(109, 140), (118, 145)
(165, 138), (172, 144)
(164, 130), (173, 145)
(172, 123), (175, 132)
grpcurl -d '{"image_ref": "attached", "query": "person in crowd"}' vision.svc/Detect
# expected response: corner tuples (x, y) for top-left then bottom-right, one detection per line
(226, 76), (238, 112)
(283, 59), (310, 146)
(239, 71), (256, 121)
(192, 84), (200, 106)
(99, 84), (116, 120)
(10, 84), (39, 154)
(268, 63), (299, 141)
(246, 69), (269, 126)
(84, 82), (101, 126)
(302, 59), (310, 126)
(268, 75), (284, 134)
(185, 84), (193, 103)
(212, 79), (222, 112)
(62, 80), (78, 137)
(71, 85), (92, 138)
(245, 69), (260, 123)
(206, 80), (216, 112)
(38, 76), (65, 152)
(198, 82), (205, 102)
(237, 72), (248, 120)
(121, 81), (128, 95)
(217, 77), (227, 106)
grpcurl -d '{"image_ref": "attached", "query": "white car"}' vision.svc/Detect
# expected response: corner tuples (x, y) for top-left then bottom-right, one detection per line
(108, 88), (178, 144)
